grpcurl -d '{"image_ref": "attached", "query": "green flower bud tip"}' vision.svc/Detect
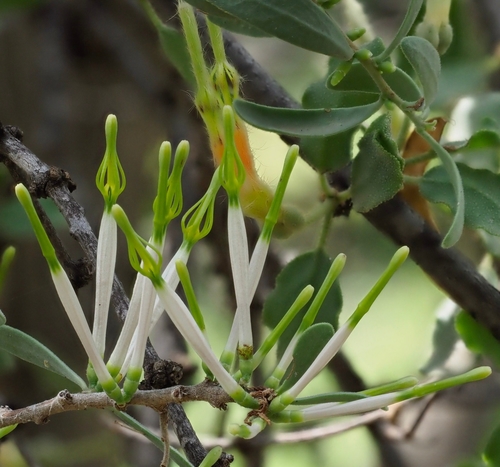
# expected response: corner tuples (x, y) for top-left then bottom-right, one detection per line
(354, 49), (372, 62)
(396, 367), (491, 402)
(165, 140), (189, 219)
(96, 114), (126, 208)
(0, 246), (15, 292)
(181, 169), (220, 245)
(346, 27), (366, 41)
(350, 246), (408, 326)
(199, 446), (223, 467)
(330, 61), (353, 87)
(152, 141), (172, 239)
(378, 61), (396, 74)
(15, 184), (60, 273)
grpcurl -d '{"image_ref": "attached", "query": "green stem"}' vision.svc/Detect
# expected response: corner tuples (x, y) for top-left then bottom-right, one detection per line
(404, 150), (436, 166)
(403, 174), (421, 185)
(396, 114), (412, 151)
(360, 58), (464, 247)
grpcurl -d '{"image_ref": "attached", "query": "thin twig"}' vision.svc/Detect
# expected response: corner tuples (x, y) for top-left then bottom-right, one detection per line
(0, 381), (231, 429)
(160, 410), (170, 467)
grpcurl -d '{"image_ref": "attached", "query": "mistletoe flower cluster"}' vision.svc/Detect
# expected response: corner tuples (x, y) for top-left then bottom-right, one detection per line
(15, 111), (491, 437)
(14, 5), (491, 437)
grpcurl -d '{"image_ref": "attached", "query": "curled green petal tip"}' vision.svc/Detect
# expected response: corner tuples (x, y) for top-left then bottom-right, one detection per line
(220, 106), (245, 198)
(112, 204), (161, 282)
(96, 114), (126, 208)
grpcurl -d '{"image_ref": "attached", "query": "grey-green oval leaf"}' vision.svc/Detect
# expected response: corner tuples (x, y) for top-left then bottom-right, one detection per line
(233, 94), (382, 137)
(263, 250), (342, 357)
(420, 163), (500, 236)
(205, 0), (353, 58)
(351, 114), (404, 212)
(301, 82), (358, 171)
(0, 325), (87, 389)
(278, 322), (334, 395)
(400, 36), (440, 107)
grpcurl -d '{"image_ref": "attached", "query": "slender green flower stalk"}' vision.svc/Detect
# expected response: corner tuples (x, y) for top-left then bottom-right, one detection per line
(265, 253), (346, 389)
(248, 145), (299, 298)
(112, 204), (259, 408)
(222, 145), (300, 372)
(15, 184), (123, 403)
(107, 141), (188, 381)
(93, 114), (125, 357)
(271, 367), (491, 424)
(270, 247), (409, 412)
(251, 285), (314, 370)
(148, 168), (221, 331)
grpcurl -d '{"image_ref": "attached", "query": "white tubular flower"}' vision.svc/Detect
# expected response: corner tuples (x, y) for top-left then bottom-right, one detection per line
(106, 273), (145, 379)
(93, 212), (117, 356)
(271, 247), (409, 412)
(271, 367), (492, 424)
(15, 184), (123, 403)
(93, 114), (125, 357)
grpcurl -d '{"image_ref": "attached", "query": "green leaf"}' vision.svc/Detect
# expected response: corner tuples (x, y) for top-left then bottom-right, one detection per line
(278, 322), (334, 394)
(112, 410), (194, 467)
(300, 81), (357, 172)
(0, 309), (5, 326)
(233, 94), (382, 137)
(263, 250), (342, 357)
(420, 163), (500, 236)
(156, 23), (195, 86)
(484, 423), (500, 466)
(420, 305), (459, 374)
(351, 114), (404, 212)
(301, 130), (356, 173)
(141, 0), (195, 85)
(377, 0), (425, 62)
(455, 310), (500, 369)
(454, 129), (500, 172)
(400, 36), (440, 107)
(184, 0), (271, 36)
(0, 424), (17, 440)
(328, 63), (422, 104)
(185, 0), (237, 20)
(207, 13), (271, 37)
(204, 0), (353, 59)
(0, 325), (87, 389)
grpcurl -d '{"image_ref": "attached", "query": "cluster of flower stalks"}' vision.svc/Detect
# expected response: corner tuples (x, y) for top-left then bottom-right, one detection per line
(15, 109), (490, 439)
